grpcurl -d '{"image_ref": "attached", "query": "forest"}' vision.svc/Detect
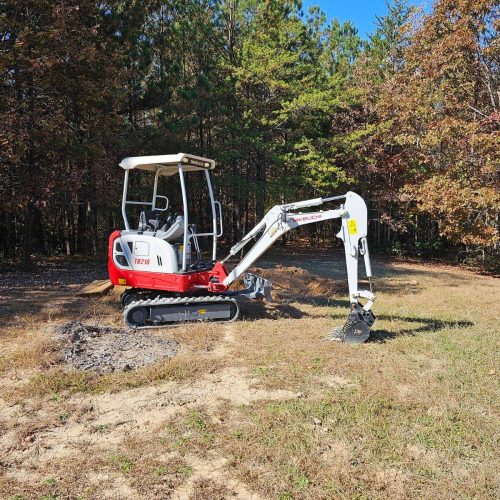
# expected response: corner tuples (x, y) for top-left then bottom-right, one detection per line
(1, 0), (498, 268)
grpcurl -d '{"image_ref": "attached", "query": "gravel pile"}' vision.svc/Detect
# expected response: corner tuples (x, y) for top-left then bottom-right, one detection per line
(55, 321), (178, 374)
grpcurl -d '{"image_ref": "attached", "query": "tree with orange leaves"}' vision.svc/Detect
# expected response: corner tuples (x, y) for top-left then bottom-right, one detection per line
(366, 0), (499, 258)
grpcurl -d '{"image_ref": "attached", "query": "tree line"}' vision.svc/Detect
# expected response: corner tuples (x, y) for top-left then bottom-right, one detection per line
(1, 0), (498, 268)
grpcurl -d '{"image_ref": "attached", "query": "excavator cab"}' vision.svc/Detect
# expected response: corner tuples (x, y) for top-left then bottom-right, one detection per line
(116, 153), (221, 273)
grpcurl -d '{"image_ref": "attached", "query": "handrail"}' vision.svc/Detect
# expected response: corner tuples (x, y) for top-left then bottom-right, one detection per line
(204, 169), (218, 260)
(190, 232), (216, 237)
(154, 195), (169, 211)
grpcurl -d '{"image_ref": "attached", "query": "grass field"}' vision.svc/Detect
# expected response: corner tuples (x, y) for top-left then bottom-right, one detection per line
(0, 252), (498, 499)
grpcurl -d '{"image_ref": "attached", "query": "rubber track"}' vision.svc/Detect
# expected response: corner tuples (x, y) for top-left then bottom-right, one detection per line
(123, 295), (240, 329)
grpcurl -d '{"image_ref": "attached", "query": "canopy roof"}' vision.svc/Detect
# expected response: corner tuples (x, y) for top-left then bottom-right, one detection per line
(119, 153), (215, 176)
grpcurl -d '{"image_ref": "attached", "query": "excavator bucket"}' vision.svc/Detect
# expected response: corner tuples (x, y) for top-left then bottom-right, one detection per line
(326, 304), (376, 344)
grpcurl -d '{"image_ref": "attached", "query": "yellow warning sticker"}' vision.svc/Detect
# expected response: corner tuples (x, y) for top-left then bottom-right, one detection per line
(348, 219), (358, 235)
(198, 309), (207, 315)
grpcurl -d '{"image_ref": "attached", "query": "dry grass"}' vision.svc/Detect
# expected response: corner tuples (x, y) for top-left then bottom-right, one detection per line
(6, 354), (225, 403)
(171, 322), (225, 352)
(0, 325), (61, 374)
(190, 478), (234, 499)
(0, 256), (498, 499)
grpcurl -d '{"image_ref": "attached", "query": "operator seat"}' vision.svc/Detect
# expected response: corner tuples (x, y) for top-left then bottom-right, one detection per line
(138, 209), (185, 242)
(157, 214), (185, 242)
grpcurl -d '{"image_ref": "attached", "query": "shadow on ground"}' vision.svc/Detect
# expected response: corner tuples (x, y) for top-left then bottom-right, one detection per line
(238, 296), (351, 321)
(239, 297), (474, 344)
(368, 315), (474, 342)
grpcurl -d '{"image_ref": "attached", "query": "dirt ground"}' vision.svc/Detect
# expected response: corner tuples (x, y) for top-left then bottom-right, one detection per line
(0, 253), (498, 499)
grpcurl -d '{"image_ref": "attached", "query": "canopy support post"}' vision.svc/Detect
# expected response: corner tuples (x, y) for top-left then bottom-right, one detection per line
(178, 162), (189, 271)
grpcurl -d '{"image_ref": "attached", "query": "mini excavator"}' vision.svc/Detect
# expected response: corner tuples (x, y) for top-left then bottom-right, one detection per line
(108, 154), (375, 343)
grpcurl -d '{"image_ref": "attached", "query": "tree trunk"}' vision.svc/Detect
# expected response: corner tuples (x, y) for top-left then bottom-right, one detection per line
(20, 203), (35, 265)
(255, 154), (266, 221)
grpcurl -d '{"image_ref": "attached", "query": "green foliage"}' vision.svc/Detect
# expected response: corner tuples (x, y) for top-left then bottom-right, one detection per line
(154, 465), (169, 476)
(0, 0), (498, 262)
(177, 464), (194, 477)
(110, 453), (133, 472)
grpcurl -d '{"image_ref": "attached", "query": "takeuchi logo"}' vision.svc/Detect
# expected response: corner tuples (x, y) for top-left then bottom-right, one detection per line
(290, 214), (323, 223)
(187, 157), (205, 166)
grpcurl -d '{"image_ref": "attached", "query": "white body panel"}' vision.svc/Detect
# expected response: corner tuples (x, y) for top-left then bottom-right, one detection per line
(113, 233), (178, 273)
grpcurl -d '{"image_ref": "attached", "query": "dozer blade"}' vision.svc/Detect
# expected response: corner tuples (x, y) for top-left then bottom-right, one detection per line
(325, 304), (375, 344)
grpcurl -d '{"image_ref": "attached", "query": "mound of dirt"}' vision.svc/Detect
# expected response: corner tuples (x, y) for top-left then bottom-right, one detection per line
(55, 321), (178, 374)
(252, 265), (343, 299)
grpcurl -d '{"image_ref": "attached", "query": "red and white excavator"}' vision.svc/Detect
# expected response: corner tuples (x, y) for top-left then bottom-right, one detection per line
(108, 153), (375, 343)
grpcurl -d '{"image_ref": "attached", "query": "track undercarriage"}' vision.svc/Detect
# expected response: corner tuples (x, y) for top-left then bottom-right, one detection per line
(121, 290), (240, 329)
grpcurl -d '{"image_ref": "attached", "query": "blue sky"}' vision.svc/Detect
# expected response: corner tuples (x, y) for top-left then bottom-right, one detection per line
(301, 0), (430, 38)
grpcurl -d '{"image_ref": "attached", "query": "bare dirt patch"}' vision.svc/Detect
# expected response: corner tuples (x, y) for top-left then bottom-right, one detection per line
(252, 264), (344, 299)
(172, 453), (264, 499)
(55, 321), (178, 373)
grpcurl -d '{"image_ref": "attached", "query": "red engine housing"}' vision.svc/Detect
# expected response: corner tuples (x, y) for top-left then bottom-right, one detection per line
(108, 230), (229, 294)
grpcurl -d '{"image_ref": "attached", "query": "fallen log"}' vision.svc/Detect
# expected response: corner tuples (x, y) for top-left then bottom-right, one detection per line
(77, 279), (113, 296)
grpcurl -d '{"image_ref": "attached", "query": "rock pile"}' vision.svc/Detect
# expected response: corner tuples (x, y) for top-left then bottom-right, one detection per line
(55, 321), (178, 374)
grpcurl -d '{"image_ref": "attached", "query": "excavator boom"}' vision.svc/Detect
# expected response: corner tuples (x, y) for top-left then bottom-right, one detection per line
(219, 191), (375, 342)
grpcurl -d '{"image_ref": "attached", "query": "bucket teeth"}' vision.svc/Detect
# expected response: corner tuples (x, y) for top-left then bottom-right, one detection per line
(325, 304), (375, 344)
(324, 326), (345, 342)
